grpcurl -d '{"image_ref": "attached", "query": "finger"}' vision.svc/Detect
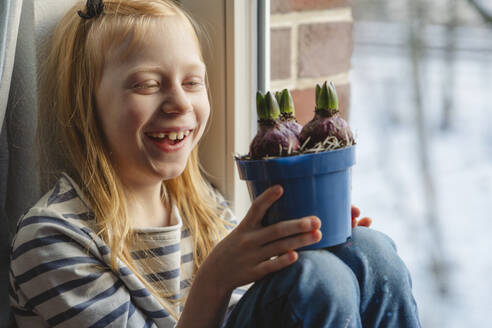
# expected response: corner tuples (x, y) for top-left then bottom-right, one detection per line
(242, 185), (283, 228)
(357, 217), (372, 227)
(254, 250), (298, 276)
(259, 230), (322, 260)
(251, 216), (321, 246)
(351, 205), (360, 219)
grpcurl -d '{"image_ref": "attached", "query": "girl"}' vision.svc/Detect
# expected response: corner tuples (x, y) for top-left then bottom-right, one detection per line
(9, 0), (421, 327)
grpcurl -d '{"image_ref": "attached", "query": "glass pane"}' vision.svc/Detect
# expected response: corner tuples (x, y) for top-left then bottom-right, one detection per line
(269, 1), (492, 326)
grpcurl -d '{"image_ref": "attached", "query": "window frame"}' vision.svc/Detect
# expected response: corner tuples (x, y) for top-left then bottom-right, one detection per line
(182, 0), (267, 218)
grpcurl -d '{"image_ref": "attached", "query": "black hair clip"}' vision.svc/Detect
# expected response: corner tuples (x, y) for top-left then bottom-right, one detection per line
(77, 0), (104, 19)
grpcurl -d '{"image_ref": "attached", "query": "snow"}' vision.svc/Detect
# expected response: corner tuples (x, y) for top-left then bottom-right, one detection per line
(350, 21), (492, 327)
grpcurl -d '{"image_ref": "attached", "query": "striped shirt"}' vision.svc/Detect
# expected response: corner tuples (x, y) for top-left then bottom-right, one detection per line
(9, 173), (249, 327)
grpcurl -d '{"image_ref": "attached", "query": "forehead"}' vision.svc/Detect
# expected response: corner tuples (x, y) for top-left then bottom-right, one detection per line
(103, 16), (203, 70)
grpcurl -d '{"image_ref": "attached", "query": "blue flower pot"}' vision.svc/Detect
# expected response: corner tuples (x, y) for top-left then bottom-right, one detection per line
(235, 146), (356, 250)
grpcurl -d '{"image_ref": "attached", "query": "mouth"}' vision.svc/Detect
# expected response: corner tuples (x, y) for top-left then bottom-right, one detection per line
(144, 129), (193, 146)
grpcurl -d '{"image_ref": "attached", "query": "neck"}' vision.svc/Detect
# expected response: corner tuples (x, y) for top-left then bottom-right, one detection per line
(123, 181), (171, 229)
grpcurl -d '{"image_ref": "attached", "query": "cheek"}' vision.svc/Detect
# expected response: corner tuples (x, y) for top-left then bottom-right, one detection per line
(194, 101), (210, 140)
(121, 107), (147, 131)
(201, 106), (211, 128)
(193, 111), (210, 146)
(97, 102), (147, 154)
(109, 102), (148, 134)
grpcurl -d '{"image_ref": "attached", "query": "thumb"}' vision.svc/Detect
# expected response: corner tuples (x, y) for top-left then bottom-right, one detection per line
(241, 185), (283, 228)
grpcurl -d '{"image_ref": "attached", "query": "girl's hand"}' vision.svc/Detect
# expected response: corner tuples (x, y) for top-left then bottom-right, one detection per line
(197, 185), (321, 294)
(351, 205), (372, 228)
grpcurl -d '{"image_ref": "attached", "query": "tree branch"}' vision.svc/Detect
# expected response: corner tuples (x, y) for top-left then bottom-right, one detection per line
(467, 0), (492, 23)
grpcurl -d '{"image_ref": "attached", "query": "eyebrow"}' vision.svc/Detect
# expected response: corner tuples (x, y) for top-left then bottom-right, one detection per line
(126, 63), (206, 77)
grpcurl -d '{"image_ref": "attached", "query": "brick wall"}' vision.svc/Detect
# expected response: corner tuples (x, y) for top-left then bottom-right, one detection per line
(271, 0), (353, 124)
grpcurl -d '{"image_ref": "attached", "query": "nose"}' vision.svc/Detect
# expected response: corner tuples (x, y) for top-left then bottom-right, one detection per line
(160, 84), (193, 115)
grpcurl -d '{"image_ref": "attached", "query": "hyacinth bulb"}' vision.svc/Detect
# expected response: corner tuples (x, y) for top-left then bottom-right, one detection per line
(249, 91), (300, 159)
(299, 81), (354, 149)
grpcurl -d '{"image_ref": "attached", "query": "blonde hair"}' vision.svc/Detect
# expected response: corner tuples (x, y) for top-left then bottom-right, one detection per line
(37, 0), (232, 320)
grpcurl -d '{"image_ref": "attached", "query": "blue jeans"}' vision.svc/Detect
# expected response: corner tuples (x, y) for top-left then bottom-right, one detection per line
(222, 227), (421, 328)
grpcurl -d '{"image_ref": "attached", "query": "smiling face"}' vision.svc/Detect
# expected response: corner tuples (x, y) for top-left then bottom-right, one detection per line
(95, 17), (210, 188)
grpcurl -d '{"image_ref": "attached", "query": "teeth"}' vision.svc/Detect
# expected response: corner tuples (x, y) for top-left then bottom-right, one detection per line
(147, 130), (192, 140)
(168, 132), (177, 140)
(148, 132), (165, 138)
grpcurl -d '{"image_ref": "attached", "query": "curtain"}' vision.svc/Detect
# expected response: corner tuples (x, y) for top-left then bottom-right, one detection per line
(1, 1), (83, 325)
(0, 0), (40, 326)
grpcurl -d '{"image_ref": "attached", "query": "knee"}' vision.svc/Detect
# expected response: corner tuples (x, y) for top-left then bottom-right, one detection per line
(344, 229), (420, 324)
(346, 227), (413, 292)
(226, 251), (363, 328)
(265, 250), (361, 307)
(350, 227), (398, 255)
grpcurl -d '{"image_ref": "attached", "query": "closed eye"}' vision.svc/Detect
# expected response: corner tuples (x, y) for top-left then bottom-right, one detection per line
(134, 82), (160, 89)
(132, 81), (160, 94)
(183, 78), (205, 91)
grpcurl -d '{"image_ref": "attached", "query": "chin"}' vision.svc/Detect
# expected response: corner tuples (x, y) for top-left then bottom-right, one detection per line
(156, 165), (186, 181)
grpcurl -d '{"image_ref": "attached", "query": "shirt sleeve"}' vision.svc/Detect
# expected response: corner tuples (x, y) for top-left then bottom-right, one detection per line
(9, 207), (172, 328)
